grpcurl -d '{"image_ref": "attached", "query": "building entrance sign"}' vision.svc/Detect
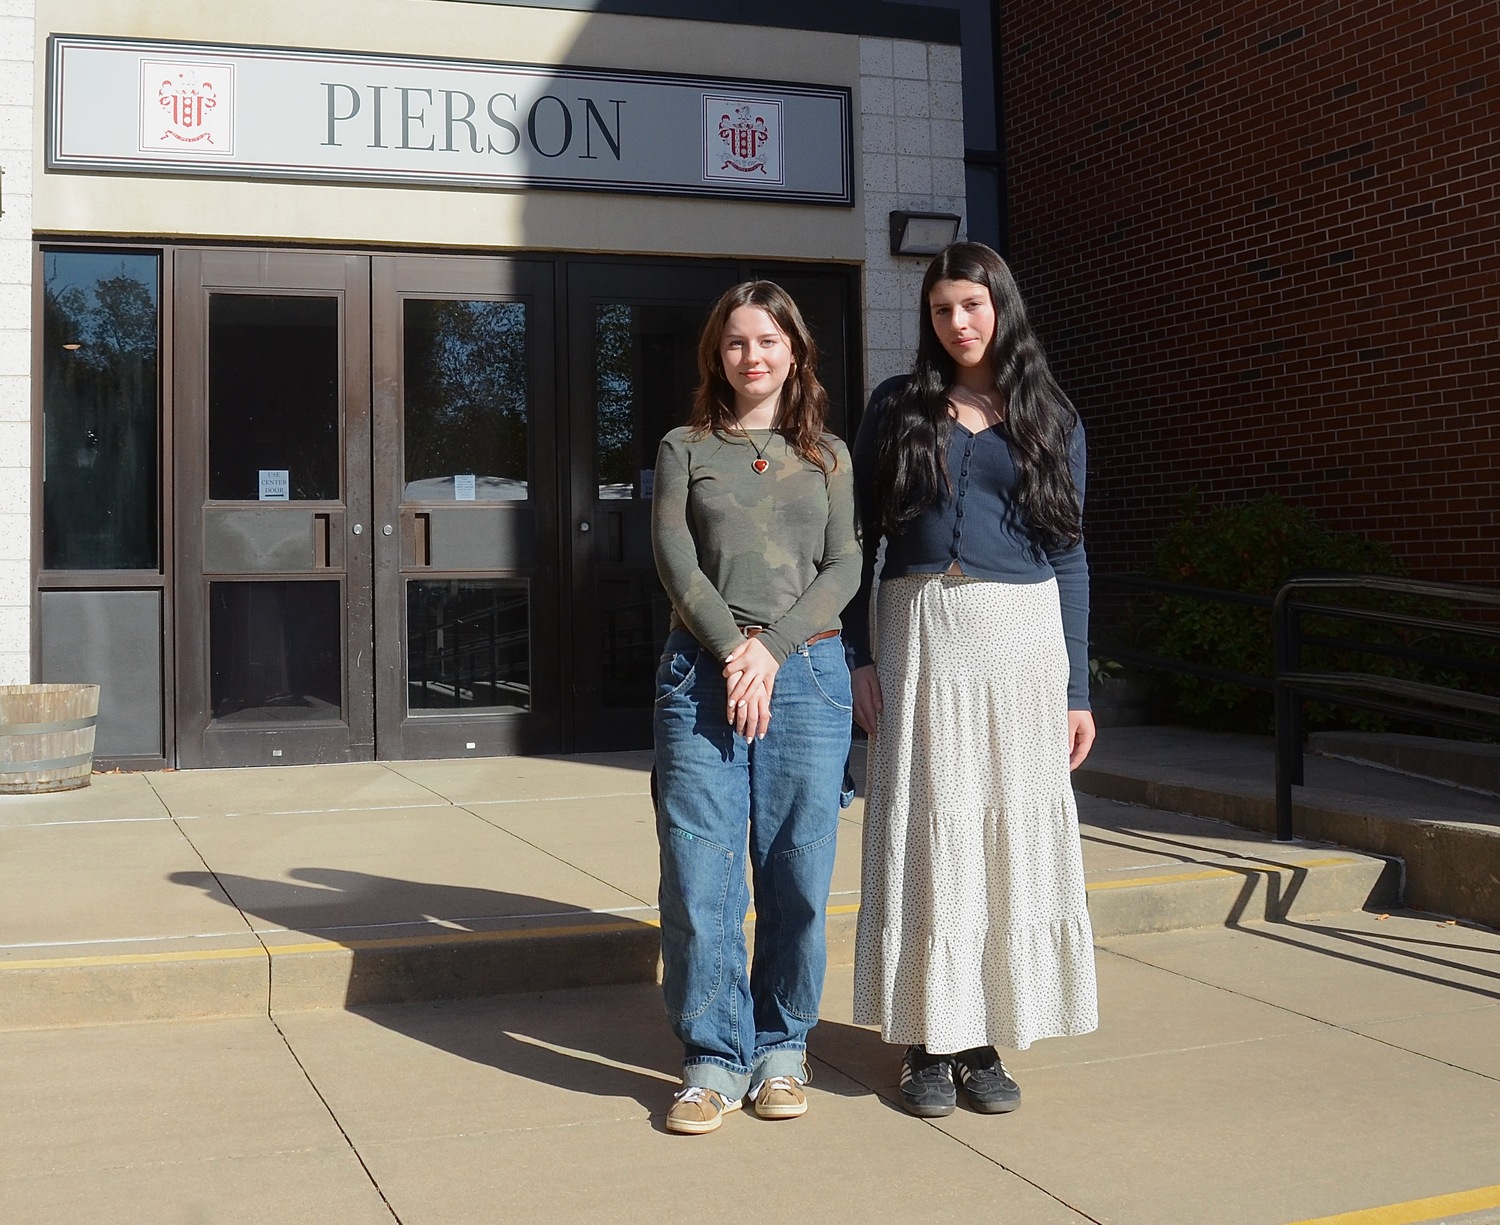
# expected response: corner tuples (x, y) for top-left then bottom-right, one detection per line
(47, 36), (853, 205)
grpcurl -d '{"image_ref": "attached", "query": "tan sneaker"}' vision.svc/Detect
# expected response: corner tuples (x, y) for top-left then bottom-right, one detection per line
(750, 1075), (808, 1119)
(665, 1086), (743, 1134)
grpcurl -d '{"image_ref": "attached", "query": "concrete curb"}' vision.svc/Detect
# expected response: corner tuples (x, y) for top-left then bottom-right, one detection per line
(1074, 765), (1498, 929)
(0, 860), (1400, 1030)
(1310, 730), (1500, 795)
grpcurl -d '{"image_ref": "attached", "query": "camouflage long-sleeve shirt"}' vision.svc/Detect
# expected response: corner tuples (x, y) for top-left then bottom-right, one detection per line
(651, 426), (861, 665)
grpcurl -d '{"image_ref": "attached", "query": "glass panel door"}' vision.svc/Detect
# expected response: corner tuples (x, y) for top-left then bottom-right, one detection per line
(173, 250), (373, 768)
(371, 256), (559, 758)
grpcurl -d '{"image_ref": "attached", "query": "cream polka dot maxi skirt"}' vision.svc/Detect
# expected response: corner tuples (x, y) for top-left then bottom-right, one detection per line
(852, 574), (1098, 1053)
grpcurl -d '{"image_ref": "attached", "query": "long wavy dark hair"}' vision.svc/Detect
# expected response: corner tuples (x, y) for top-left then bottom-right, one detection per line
(688, 280), (834, 472)
(875, 243), (1081, 550)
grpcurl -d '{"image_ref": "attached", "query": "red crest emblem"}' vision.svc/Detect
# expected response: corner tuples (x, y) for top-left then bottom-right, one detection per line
(718, 105), (770, 175)
(157, 71), (218, 145)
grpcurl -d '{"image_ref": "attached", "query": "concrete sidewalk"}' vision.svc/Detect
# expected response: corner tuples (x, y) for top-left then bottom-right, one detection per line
(2, 746), (1398, 1027)
(1, 735), (1498, 1223)
(2, 910), (1497, 1225)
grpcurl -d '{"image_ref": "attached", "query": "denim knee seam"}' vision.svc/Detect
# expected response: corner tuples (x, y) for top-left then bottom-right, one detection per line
(660, 826), (736, 1025)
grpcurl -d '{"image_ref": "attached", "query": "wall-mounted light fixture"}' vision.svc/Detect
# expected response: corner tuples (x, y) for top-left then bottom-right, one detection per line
(889, 210), (962, 258)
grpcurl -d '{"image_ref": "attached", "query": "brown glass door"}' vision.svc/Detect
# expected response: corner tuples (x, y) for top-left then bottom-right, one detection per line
(371, 256), (560, 757)
(171, 250), (853, 764)
(173, 250), (373, 767)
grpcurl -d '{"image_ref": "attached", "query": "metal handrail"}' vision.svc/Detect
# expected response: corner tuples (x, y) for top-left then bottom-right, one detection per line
(1092, 571), (1500, 843)
(1273, 574), (1500, 841)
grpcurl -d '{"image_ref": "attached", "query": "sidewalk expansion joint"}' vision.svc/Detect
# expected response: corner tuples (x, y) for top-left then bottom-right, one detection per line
(461, 803), (658, 906)
(808, 1052), (1105, 1224)
(270, 1015), (406, 1225)
(935, 1128), (1106, 1225)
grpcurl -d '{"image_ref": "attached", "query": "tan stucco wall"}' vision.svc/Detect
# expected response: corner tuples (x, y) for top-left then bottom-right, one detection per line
(33, 0), (865, 260)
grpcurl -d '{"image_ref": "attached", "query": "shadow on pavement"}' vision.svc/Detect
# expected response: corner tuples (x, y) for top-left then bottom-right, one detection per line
(167, 865), (892, 1117)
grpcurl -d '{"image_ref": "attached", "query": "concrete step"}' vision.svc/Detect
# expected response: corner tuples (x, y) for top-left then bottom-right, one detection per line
(1075, 724), (1500, 929)
(1309, 730), (1500, 795)
(0, 792), (1398, 1031)
(1081, 841), (1398, 938)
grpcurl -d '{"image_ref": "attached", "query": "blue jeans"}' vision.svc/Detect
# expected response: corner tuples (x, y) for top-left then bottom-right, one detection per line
(653, 629), (852, 1100)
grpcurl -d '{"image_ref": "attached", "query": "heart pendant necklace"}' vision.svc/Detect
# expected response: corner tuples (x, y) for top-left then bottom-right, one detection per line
(744, 430), (773, 474)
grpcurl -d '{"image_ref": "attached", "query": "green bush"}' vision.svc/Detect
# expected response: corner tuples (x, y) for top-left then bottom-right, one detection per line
(1145, 494), (1414, 731)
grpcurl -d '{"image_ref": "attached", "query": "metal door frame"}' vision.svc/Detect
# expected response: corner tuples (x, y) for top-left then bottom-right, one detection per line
(172, 248), (373, 768)
(371, 254), (561, 758)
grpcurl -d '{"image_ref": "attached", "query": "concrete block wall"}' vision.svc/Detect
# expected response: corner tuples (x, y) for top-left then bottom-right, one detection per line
(0, 0), (34, 684)
(859, 36), (968, 401)
(1005, 0), (1500, 584)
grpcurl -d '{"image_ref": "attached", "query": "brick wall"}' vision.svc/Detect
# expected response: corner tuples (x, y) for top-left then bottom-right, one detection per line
(1003, 0), (1500, 584)
(0, 0), (34, 683)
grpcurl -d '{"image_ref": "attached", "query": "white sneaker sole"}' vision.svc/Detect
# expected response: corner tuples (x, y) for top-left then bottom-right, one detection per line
(753, 1097), (808, 1119)
(665, 1093), (743, 1134)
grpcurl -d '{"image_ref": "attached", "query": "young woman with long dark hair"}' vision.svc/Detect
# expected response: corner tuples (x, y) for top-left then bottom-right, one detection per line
(652, 280), (860, 1134)
(847, 242), (1098, 1118)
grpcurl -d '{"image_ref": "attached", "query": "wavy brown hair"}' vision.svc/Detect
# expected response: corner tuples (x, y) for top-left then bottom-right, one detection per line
(689, 280), (835, 472)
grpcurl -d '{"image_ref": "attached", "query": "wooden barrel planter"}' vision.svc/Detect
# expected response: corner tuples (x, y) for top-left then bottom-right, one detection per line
(0, 684), (101, 794)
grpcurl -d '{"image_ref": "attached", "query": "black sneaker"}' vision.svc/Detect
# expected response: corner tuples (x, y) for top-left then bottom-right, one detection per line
(899, 1045), (957, 1117)
(954, 1046), (1021, 1114)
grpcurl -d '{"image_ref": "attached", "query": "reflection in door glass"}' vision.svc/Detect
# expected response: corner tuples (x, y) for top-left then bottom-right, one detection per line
(404, 300), (529, 501)
(42, 250), (160, 570)
(407, 580), (530, 714)
(209, 581), (342, 722)
(594, 303), (701, 500)
(209, 295), (340, 501)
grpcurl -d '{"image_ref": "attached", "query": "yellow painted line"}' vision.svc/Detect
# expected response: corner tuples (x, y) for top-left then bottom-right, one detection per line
(2, 945), (268, 970)
(268, 917), (659, 957)
(1086, 856), (1360, 892)
(1283, 1183), (1500, 1225)
(0, 860), (1358, 971)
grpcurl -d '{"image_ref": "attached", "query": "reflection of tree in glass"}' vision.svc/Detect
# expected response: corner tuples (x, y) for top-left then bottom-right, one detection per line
(404, 300), (529, 487)
(42, 257), (159, 570)
(595, 304), (637, 490)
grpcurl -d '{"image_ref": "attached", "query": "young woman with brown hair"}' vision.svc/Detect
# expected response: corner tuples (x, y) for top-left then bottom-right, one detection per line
(651, 280), (860, 1134)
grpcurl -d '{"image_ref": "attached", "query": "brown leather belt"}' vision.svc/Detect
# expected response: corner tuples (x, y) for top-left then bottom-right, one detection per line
(739, 626), (839, 646)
